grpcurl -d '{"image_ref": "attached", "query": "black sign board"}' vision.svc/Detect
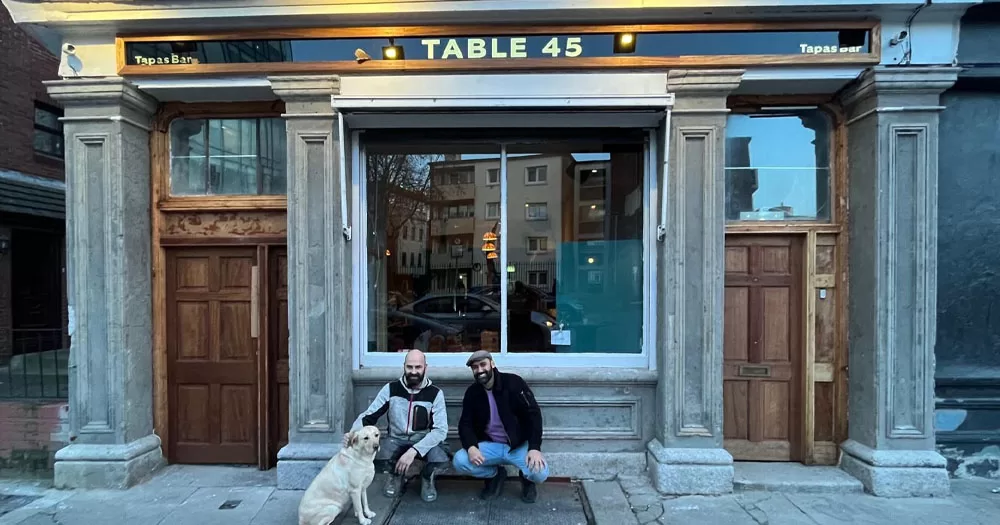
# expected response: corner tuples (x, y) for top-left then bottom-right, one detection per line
(121, 26), (874, 70)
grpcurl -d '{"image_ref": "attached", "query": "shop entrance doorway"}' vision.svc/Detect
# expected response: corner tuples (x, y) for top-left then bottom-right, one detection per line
(722, 234), (804, 461)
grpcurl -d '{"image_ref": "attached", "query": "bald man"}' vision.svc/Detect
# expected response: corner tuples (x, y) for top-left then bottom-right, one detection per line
(348, 349), (449, 502)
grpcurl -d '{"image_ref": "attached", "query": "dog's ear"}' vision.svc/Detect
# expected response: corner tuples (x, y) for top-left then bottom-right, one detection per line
(348, 431), (359, 448)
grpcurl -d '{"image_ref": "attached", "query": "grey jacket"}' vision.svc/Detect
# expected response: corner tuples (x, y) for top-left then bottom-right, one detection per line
(350, 376), (448, 457)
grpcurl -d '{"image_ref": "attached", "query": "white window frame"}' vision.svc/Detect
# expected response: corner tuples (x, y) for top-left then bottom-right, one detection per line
(528, 270), (548, 287)
(486, 168), (500, 186)
(344, 92), (672, 370)
(526, 236), (549, 254)
(486, 201), (500, 219)
(525, 165), (548, 185)
(525, 202), (548, 221)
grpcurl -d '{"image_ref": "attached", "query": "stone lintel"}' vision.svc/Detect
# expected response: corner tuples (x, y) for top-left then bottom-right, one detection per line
(666, 69), (744, 111)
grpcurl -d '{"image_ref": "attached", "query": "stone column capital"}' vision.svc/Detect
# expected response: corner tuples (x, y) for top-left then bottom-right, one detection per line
(667, 69), (744, 94)
(44, 77), (157, 116)
(268, 74), (341, 102)
(839, 66), (960, 113)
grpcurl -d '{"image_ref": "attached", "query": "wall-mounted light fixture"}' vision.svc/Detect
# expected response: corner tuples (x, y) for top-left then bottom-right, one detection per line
(0, 237), (9, 254)
(614, 33), (636, 54)
(382, 39), (404, 60)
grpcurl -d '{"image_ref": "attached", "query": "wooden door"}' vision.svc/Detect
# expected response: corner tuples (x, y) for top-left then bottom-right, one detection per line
(166, 247), (259, 465)
(723, 235), (803, 461)
(267, 246), (290, 466)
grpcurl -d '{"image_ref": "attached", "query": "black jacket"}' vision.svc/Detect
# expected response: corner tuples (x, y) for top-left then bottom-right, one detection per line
(458, 370), (543, 452)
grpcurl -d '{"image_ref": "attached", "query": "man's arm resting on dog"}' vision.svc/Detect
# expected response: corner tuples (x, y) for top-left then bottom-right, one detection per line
(412, 388), (448, 457)
(350, 383), (391, 432)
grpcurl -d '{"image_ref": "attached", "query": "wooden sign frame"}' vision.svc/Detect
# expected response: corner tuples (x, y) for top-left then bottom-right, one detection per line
(116, 21), (881, 76)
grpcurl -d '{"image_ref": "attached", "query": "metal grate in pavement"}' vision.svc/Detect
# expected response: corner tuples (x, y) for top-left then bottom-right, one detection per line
(387, 479), (590, 525)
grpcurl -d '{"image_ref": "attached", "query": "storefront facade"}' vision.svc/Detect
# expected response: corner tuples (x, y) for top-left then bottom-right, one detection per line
(2, 0), (976, 497)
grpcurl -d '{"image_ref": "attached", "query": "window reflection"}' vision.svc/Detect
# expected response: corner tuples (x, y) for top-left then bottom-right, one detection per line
(725, 108), (832, 221)
(169, 117), (286, 196)
(365, 133), (645, 355)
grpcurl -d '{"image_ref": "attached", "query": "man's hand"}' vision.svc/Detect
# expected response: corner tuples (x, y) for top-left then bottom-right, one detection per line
(395, 448), (418, 475)
(342, 433), (351, 447)
(526, 450), (546, 473)
(467, 446), (485, 466)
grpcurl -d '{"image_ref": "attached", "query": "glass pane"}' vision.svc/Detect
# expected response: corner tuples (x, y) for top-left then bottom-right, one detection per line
(505, 141), (644, 354)
(208, 119), (258, 194)
(34, 106), (61, 130)
(33, 131), (63, 158)
(366, 142), (501, 354)
(725, 109), (832, 221)
(169, 118), (208, 195)
(260, 118), (287, 194)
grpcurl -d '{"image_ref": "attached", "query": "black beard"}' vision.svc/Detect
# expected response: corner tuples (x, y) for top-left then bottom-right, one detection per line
(405, 373), (424, 388)
(475, 369), (493, 386)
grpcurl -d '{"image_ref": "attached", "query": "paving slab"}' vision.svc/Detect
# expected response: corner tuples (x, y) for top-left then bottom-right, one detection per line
(387, 479), (588, 525)
(249, 489), (302, 525)
(785, 492), (997, 525)
(158, 486), (275, 525)
(581, 480), (637, 525)
(658, 495), (757, 524)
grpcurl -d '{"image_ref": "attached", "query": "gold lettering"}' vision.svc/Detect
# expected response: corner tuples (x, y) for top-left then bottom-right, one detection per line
(421, 38), (441, 59)
(171, 54), (179, 64)
(442, 39), (463, 59)
(509, 37), (527, 58)
(467, 38), (487, 59)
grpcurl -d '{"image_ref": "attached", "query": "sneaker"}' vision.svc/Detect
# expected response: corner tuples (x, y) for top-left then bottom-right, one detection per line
(421, 474), (438, 502)
(382, 474), (402, 497)
(480, 467), (507, 500)
(520, 475), (537, 504)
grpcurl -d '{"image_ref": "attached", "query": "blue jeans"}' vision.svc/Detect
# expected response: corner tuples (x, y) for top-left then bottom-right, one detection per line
(452, 441), (549, 484)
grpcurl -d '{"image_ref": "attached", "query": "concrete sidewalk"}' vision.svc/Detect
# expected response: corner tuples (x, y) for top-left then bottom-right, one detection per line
(2, 464), (1000, 525)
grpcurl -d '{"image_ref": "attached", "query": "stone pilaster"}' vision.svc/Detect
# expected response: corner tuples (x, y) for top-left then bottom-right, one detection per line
(838, 66), (959, 497)
(44, 78), (162, 489)
(268, 75), (353, 490)
(648, 69), (743, 495)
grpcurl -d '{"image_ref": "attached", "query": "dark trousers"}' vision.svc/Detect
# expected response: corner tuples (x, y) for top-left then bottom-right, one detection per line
(376, 436), (451, 480)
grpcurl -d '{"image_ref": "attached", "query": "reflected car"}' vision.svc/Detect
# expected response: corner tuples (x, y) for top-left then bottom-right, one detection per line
(385, 309), (464, 353)
(397, 292), (556, 350)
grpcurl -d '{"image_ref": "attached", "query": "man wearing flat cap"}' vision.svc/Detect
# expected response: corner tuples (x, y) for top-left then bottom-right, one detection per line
(452, 350), (549, 503)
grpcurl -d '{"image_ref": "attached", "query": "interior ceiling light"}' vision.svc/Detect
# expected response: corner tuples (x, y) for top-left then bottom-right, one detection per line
(614, 32), (636, 54)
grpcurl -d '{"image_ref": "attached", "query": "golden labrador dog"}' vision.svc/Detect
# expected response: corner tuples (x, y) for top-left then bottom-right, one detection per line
(298, 425), (381, 525)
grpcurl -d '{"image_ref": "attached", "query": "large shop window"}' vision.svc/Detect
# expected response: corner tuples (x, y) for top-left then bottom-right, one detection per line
(169, 118), (287, 195)
(360, 130), (650, 367)
(724, 108), (832, 222)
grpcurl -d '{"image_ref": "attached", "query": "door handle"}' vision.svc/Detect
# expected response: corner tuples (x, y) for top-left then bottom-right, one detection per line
(251, 265), (260, 339)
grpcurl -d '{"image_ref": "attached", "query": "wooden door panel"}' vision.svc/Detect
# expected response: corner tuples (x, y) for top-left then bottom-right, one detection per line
(723, 235), (802, 462)
(168, 248), (259, 465)
(269, 247), (290, 464)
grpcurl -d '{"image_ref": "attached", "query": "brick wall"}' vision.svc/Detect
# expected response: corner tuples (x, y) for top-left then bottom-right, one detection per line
(0, 401), (69, 476)
(0, 5), (63, 182)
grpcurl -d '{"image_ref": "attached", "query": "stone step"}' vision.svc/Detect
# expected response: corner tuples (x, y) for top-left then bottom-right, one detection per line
(733, 462), (865, 494)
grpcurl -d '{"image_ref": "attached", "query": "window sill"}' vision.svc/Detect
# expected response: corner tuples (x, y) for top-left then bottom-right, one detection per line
(354, 365), (657, 385)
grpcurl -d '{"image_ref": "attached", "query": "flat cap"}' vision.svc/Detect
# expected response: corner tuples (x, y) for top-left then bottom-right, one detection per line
(466, 350), (493, 367)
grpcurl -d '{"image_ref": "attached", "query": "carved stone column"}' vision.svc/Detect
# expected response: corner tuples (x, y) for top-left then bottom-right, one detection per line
(648, 69), (743, 495)
(838, 66), (959, 497)
(45, 78), (162, 489)
(269, 75), (353, 490)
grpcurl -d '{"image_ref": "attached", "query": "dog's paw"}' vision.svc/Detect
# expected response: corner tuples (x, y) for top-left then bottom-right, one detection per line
(364, 509), (377, 519)
(357, 517), (372, 525)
